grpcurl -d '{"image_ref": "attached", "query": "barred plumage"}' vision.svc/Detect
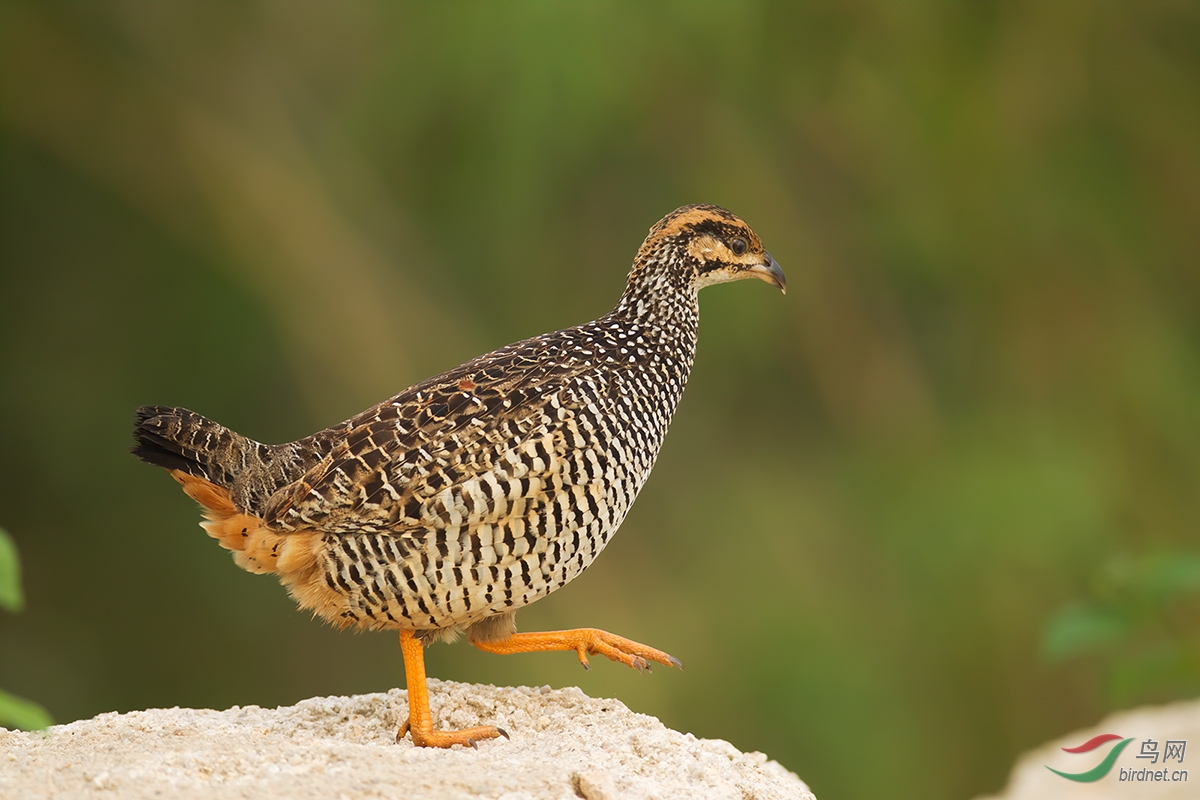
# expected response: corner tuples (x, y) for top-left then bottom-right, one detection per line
(133, 203), (784, 747)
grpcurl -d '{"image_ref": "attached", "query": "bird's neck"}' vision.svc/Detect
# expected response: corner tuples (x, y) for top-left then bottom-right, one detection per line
(609, 260), (701, 371)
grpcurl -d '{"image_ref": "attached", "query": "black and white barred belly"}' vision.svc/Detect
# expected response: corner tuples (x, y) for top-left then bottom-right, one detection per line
(315, 331), (690, 633)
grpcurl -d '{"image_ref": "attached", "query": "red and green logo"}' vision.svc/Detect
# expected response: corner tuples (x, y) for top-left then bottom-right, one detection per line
(1046, 733), (1134, 782)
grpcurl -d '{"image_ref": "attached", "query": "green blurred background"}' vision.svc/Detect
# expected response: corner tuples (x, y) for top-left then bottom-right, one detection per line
(2, 2), (1198, 798)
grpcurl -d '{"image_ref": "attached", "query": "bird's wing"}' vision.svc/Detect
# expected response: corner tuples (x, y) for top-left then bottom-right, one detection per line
(261, 333), (611, 538)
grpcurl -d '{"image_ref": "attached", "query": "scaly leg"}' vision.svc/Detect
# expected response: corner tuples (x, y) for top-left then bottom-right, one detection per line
(472, 627), (682, 672)
(396, 629), (508, 747)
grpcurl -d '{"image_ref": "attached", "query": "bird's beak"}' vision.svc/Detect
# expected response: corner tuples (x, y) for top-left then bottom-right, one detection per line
(747, 252), (786, 294)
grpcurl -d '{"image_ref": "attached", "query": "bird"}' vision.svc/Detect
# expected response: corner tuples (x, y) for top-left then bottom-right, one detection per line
(131, 203), (785, 748)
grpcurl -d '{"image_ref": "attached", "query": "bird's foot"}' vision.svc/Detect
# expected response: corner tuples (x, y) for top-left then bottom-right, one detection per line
(397, 628), (509, 748)
(567, 628), (683, 672)
(473, 627), (683, 673)
(397, 718), (509, 748)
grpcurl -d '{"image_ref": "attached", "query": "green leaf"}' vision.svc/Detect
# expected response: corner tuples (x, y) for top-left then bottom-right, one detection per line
(0, 526), (23, 612)
(0, 688), (53, 731)
(0, 527), (52, 731)
(1041, 602), (1131, 662)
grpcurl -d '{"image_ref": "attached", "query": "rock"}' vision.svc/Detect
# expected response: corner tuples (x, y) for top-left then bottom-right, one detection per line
(978, 698), (1200, 800)
(0, 680), (814, 799)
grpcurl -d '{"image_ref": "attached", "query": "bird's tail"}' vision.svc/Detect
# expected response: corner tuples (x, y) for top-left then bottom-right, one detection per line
(131, 405), (250, 488)
(132, 405), (297, 575)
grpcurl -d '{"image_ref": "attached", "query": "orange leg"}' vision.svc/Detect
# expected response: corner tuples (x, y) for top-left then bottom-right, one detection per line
(396, 629), (508, 748)
(472, 627), (682, 672)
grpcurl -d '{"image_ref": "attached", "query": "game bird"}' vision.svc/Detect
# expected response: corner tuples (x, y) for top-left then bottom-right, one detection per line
(132, 204), (785, 747)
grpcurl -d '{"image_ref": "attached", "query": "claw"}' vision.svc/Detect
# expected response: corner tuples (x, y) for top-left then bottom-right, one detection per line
(474, 627), (681, 674)
(400, 721), (508, 748)
(399, 629), (509, 748)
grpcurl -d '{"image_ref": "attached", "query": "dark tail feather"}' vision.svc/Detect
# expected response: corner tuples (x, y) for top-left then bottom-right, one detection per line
(132, 405), (248, 486)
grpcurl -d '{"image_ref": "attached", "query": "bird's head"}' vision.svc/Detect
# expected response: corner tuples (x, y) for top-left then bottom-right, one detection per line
(635, 204), (786, 295)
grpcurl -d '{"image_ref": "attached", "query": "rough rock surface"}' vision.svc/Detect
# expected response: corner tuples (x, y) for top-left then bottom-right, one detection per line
(978, 698), (1200, 800)
(0, 680), (813, 799)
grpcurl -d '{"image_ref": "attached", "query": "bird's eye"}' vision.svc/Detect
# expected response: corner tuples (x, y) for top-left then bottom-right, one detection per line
(729, 238), (748, 256)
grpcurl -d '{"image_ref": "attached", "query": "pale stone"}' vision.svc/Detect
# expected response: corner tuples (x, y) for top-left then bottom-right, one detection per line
(978, 698), (1200, 800)
(0, 680), (814, 800)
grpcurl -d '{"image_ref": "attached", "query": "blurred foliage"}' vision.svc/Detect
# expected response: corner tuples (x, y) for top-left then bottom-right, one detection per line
(0, 689), (53, 733)
(1, 2), (1198, 799)
(1043, 550), (1200, 705)
(0, 526), (23, 612)
(0, 526), (54, 730)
